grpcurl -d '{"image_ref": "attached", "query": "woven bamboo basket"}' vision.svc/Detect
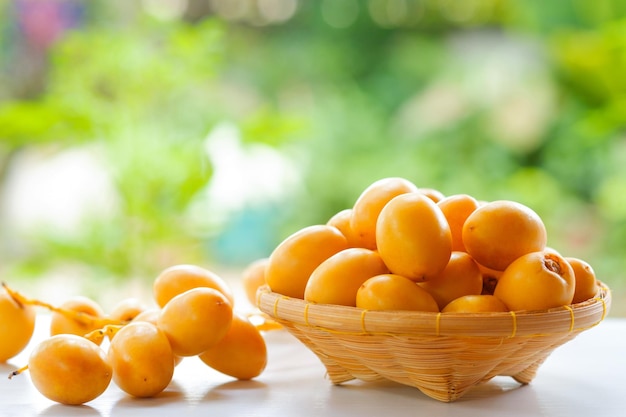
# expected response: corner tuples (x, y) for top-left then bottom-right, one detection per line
(257, 281), (611, 402)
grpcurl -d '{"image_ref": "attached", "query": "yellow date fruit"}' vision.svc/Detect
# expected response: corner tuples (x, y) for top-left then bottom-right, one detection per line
(437, 193), (479, 252)
(241, 258), (269, 307)
(462, 200), (547, 271)
(265, 225), (348, 299)
(494, 251), (575, 311)
(356, 274), (439, 312)
(153, 264), (234, 308)
(49, 296), (105, 339)
(326, 208), (361, 247)
(304, 248), (389, 306)
(199, 313), (267, 380)
(567, 257), (599, 304)
(419, 251), (483, 310)
(0, 288), (36, 362)
(29, 334), (112, 405)
(376, 192), (452, 281)
(108, 321), (175, 397)
(442, 295), (509, 313)
(350, 177), (419, 249)
(157, 287), (233, 356)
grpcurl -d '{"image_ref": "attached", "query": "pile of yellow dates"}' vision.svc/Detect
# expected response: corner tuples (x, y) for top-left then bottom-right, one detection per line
(2, 264), (267, 405)
(248, 177), (599, 314)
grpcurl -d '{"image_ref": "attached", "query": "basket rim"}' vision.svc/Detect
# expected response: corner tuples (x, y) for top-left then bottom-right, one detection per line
(257, 281), (611, 338)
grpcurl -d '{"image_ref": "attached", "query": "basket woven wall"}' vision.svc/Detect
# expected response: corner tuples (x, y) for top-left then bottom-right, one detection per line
(258, 282), (611, 402)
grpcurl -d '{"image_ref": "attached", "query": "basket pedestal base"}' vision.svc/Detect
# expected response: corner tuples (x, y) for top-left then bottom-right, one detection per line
(318, 351), (546, 402)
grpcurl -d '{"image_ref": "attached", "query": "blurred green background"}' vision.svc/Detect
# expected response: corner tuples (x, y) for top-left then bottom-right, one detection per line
(0, 0), (625, 314)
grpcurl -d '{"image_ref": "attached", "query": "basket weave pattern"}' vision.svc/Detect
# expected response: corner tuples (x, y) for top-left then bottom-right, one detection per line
(258, 282), (611, 402)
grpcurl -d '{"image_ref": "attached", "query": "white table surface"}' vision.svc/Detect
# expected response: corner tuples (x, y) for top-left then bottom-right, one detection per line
(2, 314), (624, 417)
